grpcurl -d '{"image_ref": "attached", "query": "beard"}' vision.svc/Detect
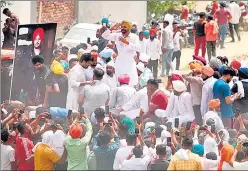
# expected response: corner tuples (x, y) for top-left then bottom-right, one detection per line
(121, 29), (127, 34)
(106, 70), (113, 76)
(150, 36), (155, 41)
(82, 65), (89, 69)
(226, 79), (232, 83)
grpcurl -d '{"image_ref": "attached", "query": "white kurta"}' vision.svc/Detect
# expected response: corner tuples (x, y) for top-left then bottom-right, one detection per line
(102, 29), (139, 86)
(109, 84), (136, 113)
(201, 77), (216, 116)
(155, 92), (195, 127)
(120, 87), (148, 119)
(139, 39), (149, 55)
(66, 63), (87, 110)
(101, 74), (118, 91)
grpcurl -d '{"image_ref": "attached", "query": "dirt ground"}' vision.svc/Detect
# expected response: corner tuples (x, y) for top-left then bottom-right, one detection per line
(158, 31), (248, 87)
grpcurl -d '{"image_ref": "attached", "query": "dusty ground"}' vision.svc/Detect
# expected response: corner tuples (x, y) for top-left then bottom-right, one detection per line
(158, 31), (248, 87)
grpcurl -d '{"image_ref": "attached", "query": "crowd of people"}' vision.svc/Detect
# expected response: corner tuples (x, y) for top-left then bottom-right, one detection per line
(1, 1), (248, 171)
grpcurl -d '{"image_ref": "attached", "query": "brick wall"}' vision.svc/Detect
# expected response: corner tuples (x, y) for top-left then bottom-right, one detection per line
(36, 0), (77, 38)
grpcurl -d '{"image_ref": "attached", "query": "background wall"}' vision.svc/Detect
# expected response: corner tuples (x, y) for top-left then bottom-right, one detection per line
(78, 1), (147, 29)
(36, 0), (77, 38)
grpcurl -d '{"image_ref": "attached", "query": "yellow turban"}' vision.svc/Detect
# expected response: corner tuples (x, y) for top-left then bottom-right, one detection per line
(189, 60), (204, 70)
(208, 99), (221, 109)
(51, 60), (64, 75)
(121, 20), (132, 31)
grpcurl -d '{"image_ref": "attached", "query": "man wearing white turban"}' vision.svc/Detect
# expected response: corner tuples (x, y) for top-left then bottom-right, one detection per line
(102, 60), (118, 92)
(155, 80), (195, 127)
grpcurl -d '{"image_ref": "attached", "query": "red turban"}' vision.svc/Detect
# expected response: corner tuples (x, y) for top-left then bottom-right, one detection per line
(230, 60), (241, 70)
(149, 29), (157, 36)
(69, 123), (83, 139)
(171, 73), (184, 82)
(118, 74), (130, 84)
(91, 52), (99, 61)
(193, 55), (207, 65)
(32, 28), (45, 41)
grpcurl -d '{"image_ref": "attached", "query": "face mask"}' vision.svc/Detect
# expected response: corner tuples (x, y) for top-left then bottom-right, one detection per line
(91, 64), (97, 67)
(121, 29), (127, 34)
(82, 65), (89, 69)
(131, 28), (137, 33)
(150, 36), (155, 40)
(106, 70), (113, 76)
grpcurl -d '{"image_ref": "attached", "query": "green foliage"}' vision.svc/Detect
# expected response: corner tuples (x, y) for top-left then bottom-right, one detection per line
(147, 0), (196, 18)
(1, 1), (12, 8)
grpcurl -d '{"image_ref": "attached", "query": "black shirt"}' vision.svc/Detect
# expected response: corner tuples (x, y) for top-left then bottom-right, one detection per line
(148, 159), (169, 170)
(49, 74), (68, 108)
(194, 20), (206, 38)
(34, 65), (52, 103)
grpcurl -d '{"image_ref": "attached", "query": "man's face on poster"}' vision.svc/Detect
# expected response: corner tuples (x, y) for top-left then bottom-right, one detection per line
(34, 35), (42, 48)
(34, 62), (43, 70)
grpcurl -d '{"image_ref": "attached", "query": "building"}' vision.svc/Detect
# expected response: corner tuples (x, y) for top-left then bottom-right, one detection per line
(1, 1), (147, 38)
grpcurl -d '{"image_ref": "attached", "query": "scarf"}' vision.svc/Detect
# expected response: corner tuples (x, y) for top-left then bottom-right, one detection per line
(51, 130), (65, 157)
(32, 130), (54, 153)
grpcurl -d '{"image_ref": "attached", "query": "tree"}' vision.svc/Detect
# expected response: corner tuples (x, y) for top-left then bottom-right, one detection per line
(147, 0), (196, 21)
(1, 1), (12, 8)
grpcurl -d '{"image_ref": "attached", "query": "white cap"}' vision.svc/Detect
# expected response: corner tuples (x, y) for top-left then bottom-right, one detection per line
(136, 62), (145, 72)
(155, 109), (166, 118)
(172, 80), (187, 92)
(145, 122), (155, 130)
(92, 45), (98, 51)
(139, 53), (150, 63)
(107, 60), (115, 68)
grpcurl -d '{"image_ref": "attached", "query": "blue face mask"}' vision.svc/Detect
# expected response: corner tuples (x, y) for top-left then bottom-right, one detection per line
(150, 36), (155, 41)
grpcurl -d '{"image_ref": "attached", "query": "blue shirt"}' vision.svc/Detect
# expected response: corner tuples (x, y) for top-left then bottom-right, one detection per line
(92, 134), (120, 170)
(213, 79), (234, 118)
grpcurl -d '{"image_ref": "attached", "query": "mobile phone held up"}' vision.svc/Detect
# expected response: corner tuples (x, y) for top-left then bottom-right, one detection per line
(105, 105), (110, 115)
(67, 109), (72, 118)
(186, 121), (192, 130)
(87, 37), (91, 44)
(103, 122), (112, 127)
(136, 116), (141, 125)
(175, 118), (179, 128)
(79, 107), (85, 114)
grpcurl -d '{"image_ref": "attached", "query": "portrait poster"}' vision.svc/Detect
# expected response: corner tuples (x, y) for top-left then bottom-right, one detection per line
(10, 23), (57, 101)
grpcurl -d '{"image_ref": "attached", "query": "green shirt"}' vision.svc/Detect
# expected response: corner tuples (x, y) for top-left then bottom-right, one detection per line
(65, 119), (92, 170)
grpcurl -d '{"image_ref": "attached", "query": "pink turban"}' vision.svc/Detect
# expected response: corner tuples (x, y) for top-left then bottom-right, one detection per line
(118, 74), (130, 84)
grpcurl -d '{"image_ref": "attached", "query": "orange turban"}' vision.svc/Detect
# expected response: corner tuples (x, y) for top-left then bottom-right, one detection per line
(202, 66), (214, 77)
(91, 52), (99, 61)
(121, 20), (132, 31)
(189, 61), (204, 70)
(69, 123), (83, 139)
(149, 29), (157, 36)
(208, 99), (220, 109)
